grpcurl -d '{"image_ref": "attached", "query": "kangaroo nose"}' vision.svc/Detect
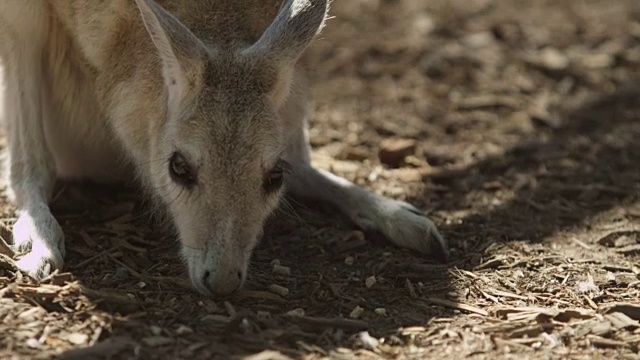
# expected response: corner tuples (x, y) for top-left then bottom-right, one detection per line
(202, 268), (244, 297)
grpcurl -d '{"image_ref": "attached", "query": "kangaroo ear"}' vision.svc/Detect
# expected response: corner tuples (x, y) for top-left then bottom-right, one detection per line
(135, 0), (208, 112)
(245, 0), (329, 64)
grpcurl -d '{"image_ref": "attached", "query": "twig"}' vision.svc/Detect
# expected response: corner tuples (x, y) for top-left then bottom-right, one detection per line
(288, 315), (369, 330)
(0, 237), (14, 257)
(107, 253), (194, 291)
(70, 248), (118, 270)
(570, 237), (593, 250)
(425, 298), (488, 316)
(78, 285), (141, 308)
(0, 253), (17, 271)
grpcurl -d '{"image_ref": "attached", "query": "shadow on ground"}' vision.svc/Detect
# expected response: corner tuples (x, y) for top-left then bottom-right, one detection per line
(436, 84), (640, 263)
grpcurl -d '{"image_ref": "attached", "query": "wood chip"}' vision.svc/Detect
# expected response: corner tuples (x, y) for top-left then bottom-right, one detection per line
(175, 325), (193, 335)
(78, 285), (141, 313)
(552, 309), (594, 322)
(0, 253), (17, 271)
(605, 312), (640, 330)
(57, 337), (135, 360)
(236, 290), (286, 303)
(141, 336), (174, 348)
(586, 321), (612, 337)
(290, 315), (368, 330)
(334, 231), (367, 253)
(285, 308), (305, 317)
(357, 331), (379, 349)
(599, 303), (640, 320)
(272, 264), (291, 276)
(494, 338), (535, 352)
(486, 289), (529, 301)
(268, 284), (290, 298)
(111, 238), (147, 253)
(602, 264), (634, 273)
(374, 308), (387, 316)
(0, 235), (14, 257)
(365, 276), (376, 288)
(224, 301), (237, 317)
(587, 335), (629, 349)
(200, 315), (230, 323)
(66, 333), (89, 345)
(426, 298), (488, 316)
(350, 305), (365, 319)
(417, 165), (470, 181)
(614, 244), (640, 255)
(509, 323), (556, 338)
(405, 279), (417, 298)
(378, 138), (416, 167)
(243, 350), (294, 360)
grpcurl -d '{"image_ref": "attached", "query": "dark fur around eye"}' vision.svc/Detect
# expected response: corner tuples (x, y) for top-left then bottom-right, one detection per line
(263, 160), (291, 194)
(169, 152), (197, 187)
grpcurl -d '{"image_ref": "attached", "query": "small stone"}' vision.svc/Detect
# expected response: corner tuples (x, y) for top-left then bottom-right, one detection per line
(149, 325), (163, 336)
(463, 31), (495, 48)
(581, 53), (614, 69)
(344, 256), (355, 266)
(350, 305), (365, 319)
(378, 138), (417, 167)
(175, 325), (193, 335)
(239, 318), (251, 333)
(374, 308), (387, 316)
(539, 47), (569, 70)
(26, 338), (40, 349)
(270, 259), (281, 267)
(365, 276), (377, 288)
(358, 331), (380, 349)
(286, 308), (305, 317)
(66, 333), (89, 345)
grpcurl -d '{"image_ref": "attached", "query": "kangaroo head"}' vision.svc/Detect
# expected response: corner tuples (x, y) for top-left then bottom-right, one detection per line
(134, 0), (327, 296)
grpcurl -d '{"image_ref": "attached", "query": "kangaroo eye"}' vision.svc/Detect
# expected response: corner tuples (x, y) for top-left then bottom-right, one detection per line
(263, 160), (290, 194)
(264, 168), (284, 193)
(169, 152), (196, 186)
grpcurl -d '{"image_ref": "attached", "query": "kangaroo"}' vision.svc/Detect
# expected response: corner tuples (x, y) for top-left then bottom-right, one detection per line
(0, 0), (448, 297)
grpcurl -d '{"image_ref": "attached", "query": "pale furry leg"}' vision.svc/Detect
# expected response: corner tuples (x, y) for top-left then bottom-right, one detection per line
(283, 127), (449, 259)
(1, 6), (66, 278)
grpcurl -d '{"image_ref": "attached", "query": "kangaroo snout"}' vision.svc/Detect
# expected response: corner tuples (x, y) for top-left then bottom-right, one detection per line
(184, 242), (250, 297)
(202, 267), (244, 297)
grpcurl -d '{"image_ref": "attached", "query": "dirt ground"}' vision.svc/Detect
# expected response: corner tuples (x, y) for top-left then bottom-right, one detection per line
(2, 0), (640, 359)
